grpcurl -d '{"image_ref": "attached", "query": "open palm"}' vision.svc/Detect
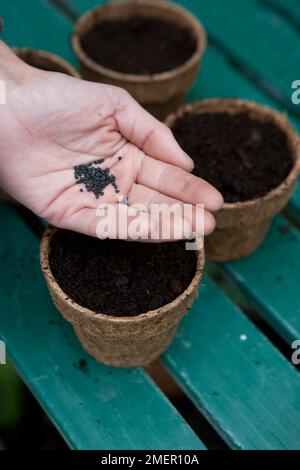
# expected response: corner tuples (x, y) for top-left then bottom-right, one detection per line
(1, 58), (222, 240)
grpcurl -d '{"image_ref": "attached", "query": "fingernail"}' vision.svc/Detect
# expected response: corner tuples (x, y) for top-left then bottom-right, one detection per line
(214, 192), (224, 211)
(184, 152), (194, 170)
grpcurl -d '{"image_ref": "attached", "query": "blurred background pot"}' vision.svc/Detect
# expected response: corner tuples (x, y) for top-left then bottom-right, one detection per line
(166, 98), (300, 261)
(72, 0), (206, 120)
(14, 47), (79, 76)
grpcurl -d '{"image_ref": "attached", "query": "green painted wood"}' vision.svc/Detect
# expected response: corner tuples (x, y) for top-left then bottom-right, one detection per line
(66, 0), (283, 104)
(289, 184), (300, 219)
(162, 275), (300, 450)
(64, 0), (108, 13)
(261, 0), (300, 27)
(181, 0), (300, 104)
(2, 201), (300, 450)
(0, 0), (76, 63)
(0, 202), (204, 450)
(3, 0), (300, 449)
(217, 215), (300, 344)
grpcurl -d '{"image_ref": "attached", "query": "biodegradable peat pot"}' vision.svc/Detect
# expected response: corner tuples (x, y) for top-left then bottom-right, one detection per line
(14, 47), (80, 77)
(72, 0), (206, 120)
(166, 98), (300, 261)
(0, 49), (79, 205)
(40, 228), (205, 367)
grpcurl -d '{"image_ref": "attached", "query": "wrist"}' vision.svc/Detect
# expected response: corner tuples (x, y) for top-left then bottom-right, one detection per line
(0, 40), (32, 85)
(0, 42), (33, 169)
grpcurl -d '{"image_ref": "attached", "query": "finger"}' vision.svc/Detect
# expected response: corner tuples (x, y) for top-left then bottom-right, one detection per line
(128, 183), (216, 236)
(137, 155), (224, 212)
(106, 86), (194, 171)
(57, 204), (192, 242)
(59, 204), (154, 239)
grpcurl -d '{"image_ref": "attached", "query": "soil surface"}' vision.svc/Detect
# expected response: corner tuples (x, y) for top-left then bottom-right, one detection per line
(33, 63), (64, 72)
(171, 111), (293, 202)
(49, 230), (197, 317)
(20, 56), (67, 73)
(80, 15), (197, 74)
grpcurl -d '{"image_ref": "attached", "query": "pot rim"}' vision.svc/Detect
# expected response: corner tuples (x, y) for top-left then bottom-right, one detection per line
(40, 227), (205, 326)
(71, 0), (207, 83)
(165, 98), (300, 212)
(13, 47), (80, 78)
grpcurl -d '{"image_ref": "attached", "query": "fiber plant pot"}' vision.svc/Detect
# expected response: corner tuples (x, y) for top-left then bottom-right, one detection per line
(40, 227), (205, 367)
(0, 49), (79, 205)
(71, 0), (206, 120)
(14, 47), (80, 77)
(166, 99), (300, 262)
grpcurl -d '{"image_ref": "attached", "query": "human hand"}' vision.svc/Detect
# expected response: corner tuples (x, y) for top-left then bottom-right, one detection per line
(0, 43), (223, 240)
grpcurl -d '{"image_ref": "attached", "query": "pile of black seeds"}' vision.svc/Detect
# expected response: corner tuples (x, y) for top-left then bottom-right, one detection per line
(171, 112), (293, 202)
(49, 229), (197, 317)
(80, 15), (197, 75)
(74, 158), (119, 198)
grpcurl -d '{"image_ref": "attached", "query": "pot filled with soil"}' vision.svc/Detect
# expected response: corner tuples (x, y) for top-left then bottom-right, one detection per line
(14, 47), (79, 76)
(167, 98), (300, 261)
(40, 228), (205, 367)
(71, 0), (206, 120)
(0, 49), (79, 205)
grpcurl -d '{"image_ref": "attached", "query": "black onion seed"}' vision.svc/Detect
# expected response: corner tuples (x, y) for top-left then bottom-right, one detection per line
(74, 158), (119, 199)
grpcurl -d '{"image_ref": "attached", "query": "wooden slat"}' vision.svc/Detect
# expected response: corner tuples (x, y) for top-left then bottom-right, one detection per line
(62, 0), (107, 13)
(162, 275), (300, 450)
(0, 202), (204, 450)
(2, 200), (300, 450)
(288, 185), (300, 219)
(217, 214), (300, 343)
(181, 0), (300, 105)
(260, 0), (300, 28)
(0, 0), (75, 63)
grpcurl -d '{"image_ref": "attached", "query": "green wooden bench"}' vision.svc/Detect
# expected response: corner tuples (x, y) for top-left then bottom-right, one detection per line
(1, 0), (300, 450)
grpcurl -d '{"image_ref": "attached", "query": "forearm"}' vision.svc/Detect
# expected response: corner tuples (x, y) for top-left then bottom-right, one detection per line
(0, 41), (33, 195)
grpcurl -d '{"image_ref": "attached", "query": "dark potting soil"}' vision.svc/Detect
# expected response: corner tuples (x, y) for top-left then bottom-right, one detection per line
(49, 230), (197, 317)
(171, 112), (293, 202)
(32, 64), (65, 72)
(36, 64), (69, 73)
(20, 56), (67, 73)
(80, 16), (197, 74)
